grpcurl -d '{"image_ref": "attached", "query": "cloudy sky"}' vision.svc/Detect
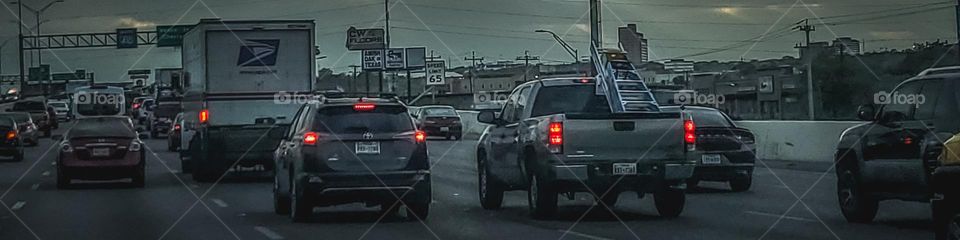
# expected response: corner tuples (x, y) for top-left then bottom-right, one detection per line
(0, 0), (955, 82)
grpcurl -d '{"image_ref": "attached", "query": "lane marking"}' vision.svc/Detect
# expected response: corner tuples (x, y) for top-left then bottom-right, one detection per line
(50, 161), (55, 166)
(211, 198), (228, 208)
(253, 226), (284, 240)
(40, 171), (50, 177)
(557, 230), (613, 240)
(745, 210), (818, 223)
(30, 184), (39, 190)
(10, 201), (26, 211)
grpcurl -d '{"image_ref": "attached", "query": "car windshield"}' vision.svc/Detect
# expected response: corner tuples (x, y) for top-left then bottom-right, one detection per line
(0, 113), (31, 124)
(422, 108), (457, 116)
(12, 102), (45, 112)
(68, 117), (135, 139)
(154, 104), (181, 118)
(314, 105), (413, 134)
(531, 85), (611, 117)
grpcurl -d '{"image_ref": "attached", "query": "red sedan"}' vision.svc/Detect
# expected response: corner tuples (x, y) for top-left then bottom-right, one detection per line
(57, 116), (145, 189)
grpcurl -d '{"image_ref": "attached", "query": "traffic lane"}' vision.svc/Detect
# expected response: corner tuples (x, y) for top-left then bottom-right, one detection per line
(169, 137), (575, 240)
(0, 129), (257, 239)
(424, 140), (933, 240)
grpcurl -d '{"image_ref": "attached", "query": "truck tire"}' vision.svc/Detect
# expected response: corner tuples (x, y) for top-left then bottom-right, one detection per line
(528, 173), (558, 219)
(838, 170), (878, 223)
(274, 177), (291, 215)
(478, 154), (504, 210)
(730, 176), (752, 192)
(190, 136), (217, 182)
(654, 188), (685, 218)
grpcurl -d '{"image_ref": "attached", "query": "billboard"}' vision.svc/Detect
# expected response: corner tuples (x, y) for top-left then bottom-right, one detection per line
(346, 27), (386, 50)
(362, 49), (384, 70)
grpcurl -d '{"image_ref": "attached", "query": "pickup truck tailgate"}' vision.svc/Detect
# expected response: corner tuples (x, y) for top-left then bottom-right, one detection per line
(561, 113), (686, 163)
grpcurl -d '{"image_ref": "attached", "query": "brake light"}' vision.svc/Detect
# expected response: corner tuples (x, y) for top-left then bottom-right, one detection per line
(354, 103), (376, 111)
(5, 130), (15, 141)
(199, 109), (209, 124)
(303, 132), (318, 145)
(548, 122), (563, 153)
(132, 103), (140, 109)
(684, 119), (696, 145)
(415, 130), (426, 143)
(173, 124), (181, 131)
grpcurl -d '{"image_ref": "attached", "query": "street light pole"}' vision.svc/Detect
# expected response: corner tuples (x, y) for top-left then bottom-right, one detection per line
(535, 29), (579, 63)
(13, 0), (65, 97)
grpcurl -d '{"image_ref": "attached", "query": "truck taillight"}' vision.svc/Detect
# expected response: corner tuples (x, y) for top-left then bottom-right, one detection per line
(174, 124), (181, 131)
(684, 119), (696, 150)
(303, 132), (318, 145)
(199, 109), (209, 124)
(415, 130), (427, 143)
(548, 122), (563, 153)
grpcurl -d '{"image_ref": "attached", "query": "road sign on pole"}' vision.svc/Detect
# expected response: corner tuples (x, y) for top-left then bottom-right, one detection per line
(156, 25), (194, 47)
(116, 28), (138, 49)
(362, 49), (384, 70)
(346, 27), (386, 50)
(385, 48), (405, 69)
(425, 61), (445, 86)
(28, 65), (49, 83)
(405, 47), (426, 70)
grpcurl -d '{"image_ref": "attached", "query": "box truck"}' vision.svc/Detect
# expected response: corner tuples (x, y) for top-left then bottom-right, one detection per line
(180, 19), (316, 181)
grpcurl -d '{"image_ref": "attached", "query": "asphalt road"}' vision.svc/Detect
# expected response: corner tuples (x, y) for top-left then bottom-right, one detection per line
(0, 125), (936, 240)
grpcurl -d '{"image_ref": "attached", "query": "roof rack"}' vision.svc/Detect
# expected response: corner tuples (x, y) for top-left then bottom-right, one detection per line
(317, 92), (402, 104)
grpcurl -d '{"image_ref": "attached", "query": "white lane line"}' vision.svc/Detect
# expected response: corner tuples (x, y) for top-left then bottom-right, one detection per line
(30, 183), (39, 190)
(253, 226), (284, 240)
(744, 210), (818, 223)
(10, 201), (26, 211)
(210, 198), (228, 208)
(556, 230), (613, 240)
(40, 171), (50, 177)
(50, 161), (55, 166)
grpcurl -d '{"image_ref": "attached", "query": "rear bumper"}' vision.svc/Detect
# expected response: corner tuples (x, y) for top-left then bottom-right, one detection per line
(59, 153), (143, 180)
(200, 151), (275, 171)
(689, 150), (756, 181)
(298, 170), (431, 206)
(544, 162), (694, 193)
(421, 125), (462, 135)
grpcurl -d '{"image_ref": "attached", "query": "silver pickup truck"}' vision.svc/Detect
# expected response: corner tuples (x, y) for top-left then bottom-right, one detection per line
(475, 77), (696, 219)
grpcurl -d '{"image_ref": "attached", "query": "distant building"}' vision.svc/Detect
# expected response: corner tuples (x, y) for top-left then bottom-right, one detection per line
(618, 24), (649, 63)
(832, 37), (862, 55)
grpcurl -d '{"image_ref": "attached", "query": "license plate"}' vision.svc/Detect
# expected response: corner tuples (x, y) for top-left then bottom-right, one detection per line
(440, 127), (450, 132)
(91, 148), (111, 157)
(355, 142), (381, 155)
(612, 163), (637, 175)
(702, 154), (722, 164)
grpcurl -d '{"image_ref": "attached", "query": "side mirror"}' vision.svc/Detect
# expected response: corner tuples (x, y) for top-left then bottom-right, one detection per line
(477, 111), (498, 125)
(856, 104), (876, 121)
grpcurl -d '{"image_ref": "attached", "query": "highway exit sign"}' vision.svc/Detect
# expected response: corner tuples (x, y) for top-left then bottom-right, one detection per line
(156, 25), (194, 47)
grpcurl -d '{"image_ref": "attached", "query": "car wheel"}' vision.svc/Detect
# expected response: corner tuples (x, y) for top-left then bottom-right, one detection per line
(654, 188), (685, 218)
(478, 154), (504, 210)
(131, 162), (146, 188)
(838, 170), (878, 223)
(405, 183), (432, 221)
(597, 192), (619, 208)
(274, 174), (291, 215)
(56, 167), (70, 189)
(290, 179), (312, 222)
(528, 173), (558, 219)
(729, 176), (752, 192)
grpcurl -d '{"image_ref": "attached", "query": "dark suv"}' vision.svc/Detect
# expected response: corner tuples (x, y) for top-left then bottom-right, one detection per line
(9, 100), (53, 137)
(835, 73), (960, 223)
(273, 96), (430, 222)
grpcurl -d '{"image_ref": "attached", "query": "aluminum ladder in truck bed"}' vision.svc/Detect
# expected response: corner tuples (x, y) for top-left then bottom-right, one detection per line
(590, 44), (660, 113)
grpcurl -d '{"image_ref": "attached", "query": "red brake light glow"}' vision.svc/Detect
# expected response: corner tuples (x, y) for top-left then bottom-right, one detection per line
(684, 120), (696, 144)
(415, 130), (427, 143)
(132, 103), (140, 109)
(303, 132), (319, 145)
(354, 103), (376, 111)
(5, 130), (15, 141)
(548, 122), (563, 145)
(199, 109), (209, 124)
(173, 124), (181, 131)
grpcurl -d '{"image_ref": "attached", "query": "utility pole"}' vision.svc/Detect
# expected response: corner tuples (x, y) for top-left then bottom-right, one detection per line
(796, 18), (817, 120)
(589, 0), (602, 47)
(516, 50), (540, 82)
(349, 65), (360, 92)
(956, 0), (960, 62)
(17, 2), (24, 91)
(464, 51), (483, 94)
(381, 0), (390, 94)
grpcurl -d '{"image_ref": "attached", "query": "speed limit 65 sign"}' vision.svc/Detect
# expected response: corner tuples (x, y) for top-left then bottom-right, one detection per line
(425, 61), (445, 86)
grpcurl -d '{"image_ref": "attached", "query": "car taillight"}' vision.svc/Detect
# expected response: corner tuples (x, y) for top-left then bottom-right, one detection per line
(548, 122), (563, 153)
(132, 103), (140, 109)
(173, 124), (181, 131)
(684, 119), (697, 151)
(5, 130), (15, 141)
(303, 132), (318, 145)
(415, 130), (426, 143)
(354, 103), (376, 111)
(199, 109), (209, 124)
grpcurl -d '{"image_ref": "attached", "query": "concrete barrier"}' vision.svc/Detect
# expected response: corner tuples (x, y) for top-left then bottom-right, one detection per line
(735, 121), (864, 164)
(456, 109), (864, 165)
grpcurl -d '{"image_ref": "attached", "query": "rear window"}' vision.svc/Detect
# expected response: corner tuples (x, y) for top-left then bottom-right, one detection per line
(154, 104), (181, 118)
(12, 102), (45, 111)
(0, 113), (31, 123)
(69, 117), (136, 139)
(422, 108), (457, 116)
(313, 105), (414, 134)
(662, 108), (734, 127)
(531, 85), (611, 117)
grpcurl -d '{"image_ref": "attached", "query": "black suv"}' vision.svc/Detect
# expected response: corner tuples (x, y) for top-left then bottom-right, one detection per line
(836, 73), (960, 223)
(273, 95), (431, 222)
